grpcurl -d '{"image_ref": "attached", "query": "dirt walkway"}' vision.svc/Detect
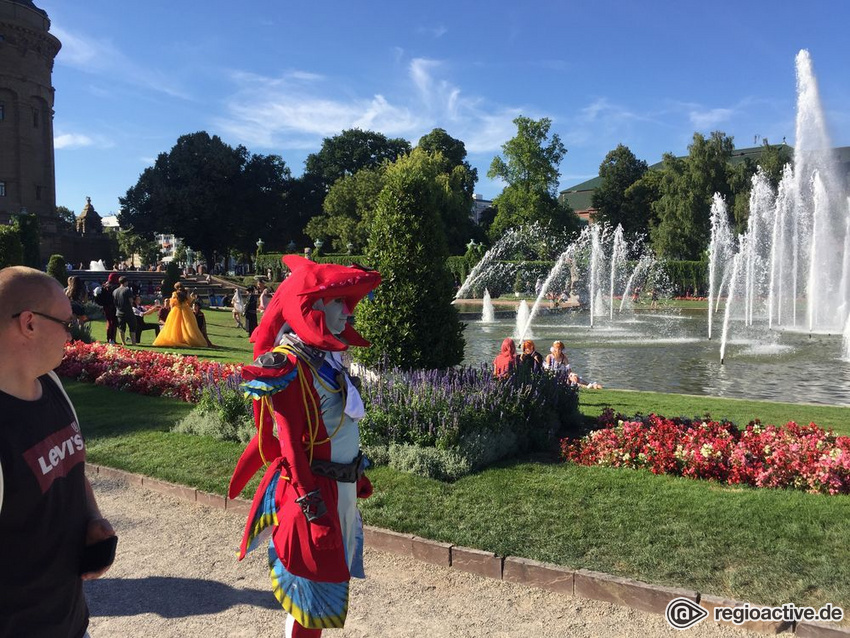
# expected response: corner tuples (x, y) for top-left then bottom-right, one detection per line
(85, 475), (763, 638)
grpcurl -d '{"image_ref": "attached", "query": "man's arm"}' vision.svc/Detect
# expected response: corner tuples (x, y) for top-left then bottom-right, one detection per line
(81, 475), (115, 581)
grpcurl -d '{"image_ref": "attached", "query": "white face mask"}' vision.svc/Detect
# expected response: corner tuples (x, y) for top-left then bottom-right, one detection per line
(312, 298), (350, 336)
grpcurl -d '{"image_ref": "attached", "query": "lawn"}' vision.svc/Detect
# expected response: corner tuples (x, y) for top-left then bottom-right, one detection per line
(66, 330), (850, 612)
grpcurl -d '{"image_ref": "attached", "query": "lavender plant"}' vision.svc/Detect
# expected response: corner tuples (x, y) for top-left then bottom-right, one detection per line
(359, 364), (579, 479)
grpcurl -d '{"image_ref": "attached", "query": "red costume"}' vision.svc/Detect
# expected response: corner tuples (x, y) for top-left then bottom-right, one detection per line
(229, 255), (380, 637)
(492, 337), (519, 377)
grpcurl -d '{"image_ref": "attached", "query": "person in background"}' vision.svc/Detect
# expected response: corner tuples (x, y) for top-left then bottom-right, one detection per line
(132, 295), (161, 344)
(231, 288), (245, 330)
(192, 300), (214, 347)
(492, 337), (519, 378)
(568, 371), (603, 390)
(65, 275), (89, 325)
(157, 297), (171, 329)
(243, 285), (259, 336)
(152, 283), (207, 348)
(94, 272), (120, 344)
(520, 339), (544, 373)
(257, 279), (271, 315)
(0, 266), (115, 637)
(113, 276), (137, 346)
(543, 340), (570, 372)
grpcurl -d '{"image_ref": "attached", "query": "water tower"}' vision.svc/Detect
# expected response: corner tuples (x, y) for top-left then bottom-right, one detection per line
(0, 0), (61, 234)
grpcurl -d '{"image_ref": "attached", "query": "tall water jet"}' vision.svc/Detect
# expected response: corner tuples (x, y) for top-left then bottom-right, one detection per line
(588, 224), (602, 327)
(707, 194), (733, 339)
(514, 300), (532, 340)
(608, 225), (626, 321)
(482, 289), (495, 323)
(518, 246), (576, 341)
(719, 244), (745, 364)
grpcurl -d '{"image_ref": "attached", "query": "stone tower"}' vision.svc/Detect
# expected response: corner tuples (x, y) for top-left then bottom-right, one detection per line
(0, 0), (61, 231)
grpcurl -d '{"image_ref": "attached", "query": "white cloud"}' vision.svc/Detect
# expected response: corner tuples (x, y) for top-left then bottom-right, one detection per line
(54, 131), (114, 150)
(689, 107), (735, 130)
(51, 26), (190, 100)
(54, 133), (93, 149)
(416, 25), (448, 38)
(214, 56), (529, 154)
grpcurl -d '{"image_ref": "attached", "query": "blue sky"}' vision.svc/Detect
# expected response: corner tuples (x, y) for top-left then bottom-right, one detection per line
(40, 0), (850, 216)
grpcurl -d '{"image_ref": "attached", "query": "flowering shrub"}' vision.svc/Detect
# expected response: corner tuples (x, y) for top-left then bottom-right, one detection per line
(562, 409), (850, 495)
(360, 364), (580, 480)
(59, 341), (240, 403)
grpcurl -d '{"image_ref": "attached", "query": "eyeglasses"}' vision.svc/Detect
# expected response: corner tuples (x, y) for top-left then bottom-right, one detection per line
(11, 311), (75, 333)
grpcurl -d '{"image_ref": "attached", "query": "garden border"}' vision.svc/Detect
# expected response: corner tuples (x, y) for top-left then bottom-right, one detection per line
(88, 463), (850, 637)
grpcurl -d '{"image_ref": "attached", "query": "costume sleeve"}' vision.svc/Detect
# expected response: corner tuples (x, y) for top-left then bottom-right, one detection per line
(270, 386), (320, 498)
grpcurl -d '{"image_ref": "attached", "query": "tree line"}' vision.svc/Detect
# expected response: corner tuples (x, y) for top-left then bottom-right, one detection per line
(114, 120), (792, 268)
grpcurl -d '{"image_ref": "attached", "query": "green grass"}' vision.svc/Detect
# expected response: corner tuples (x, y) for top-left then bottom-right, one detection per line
(578, 388), (850, 436)
(86, 307), (256, 365)
(67, 375), (850, 611)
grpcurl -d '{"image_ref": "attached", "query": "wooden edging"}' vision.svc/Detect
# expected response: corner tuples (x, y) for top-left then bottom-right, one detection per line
(87, 464), (849, 637)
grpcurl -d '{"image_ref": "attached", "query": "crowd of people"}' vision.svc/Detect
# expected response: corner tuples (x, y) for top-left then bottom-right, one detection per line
(492, 337), (602, 389)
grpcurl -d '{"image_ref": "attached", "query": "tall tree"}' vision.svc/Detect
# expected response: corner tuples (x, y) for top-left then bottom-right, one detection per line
(304, 128), (411, 196)
(650, 132), (735, 260)
(487, 116), (579, 239)
(591, 144), (649, 235)
(304, 167), (385, 253)
(353, 148), (464, 370)
(55, 205), (76, 232)
(119, 132), (291, 264)
(417, 128), (479, 254)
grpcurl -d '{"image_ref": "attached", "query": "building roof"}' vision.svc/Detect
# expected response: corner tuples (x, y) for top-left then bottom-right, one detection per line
(77, 196), (101, 220)
(558, 142), (819, 212)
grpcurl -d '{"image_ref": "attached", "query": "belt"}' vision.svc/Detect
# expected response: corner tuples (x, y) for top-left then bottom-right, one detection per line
(310, 451), (365, 483)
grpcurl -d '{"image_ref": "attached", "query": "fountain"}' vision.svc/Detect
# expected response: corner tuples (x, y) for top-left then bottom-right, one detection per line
(481, 289), (495, 323)
(712, 50), (850, 363)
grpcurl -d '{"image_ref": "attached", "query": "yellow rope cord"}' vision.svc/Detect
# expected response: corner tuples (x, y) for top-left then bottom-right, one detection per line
(257, 396), (269, 466)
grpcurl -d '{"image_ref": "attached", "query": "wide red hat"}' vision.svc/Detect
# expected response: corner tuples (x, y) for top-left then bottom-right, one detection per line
(251, 255), (381, 356)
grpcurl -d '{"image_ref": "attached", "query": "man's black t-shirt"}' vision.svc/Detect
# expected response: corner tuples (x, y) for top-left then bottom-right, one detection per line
(0, 375), (89, 638)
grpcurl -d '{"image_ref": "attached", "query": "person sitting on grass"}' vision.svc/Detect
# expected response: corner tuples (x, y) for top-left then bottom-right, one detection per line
(492, 337), (519, 378)
(568, 371), (602, 390)
(519, 339), (544, 373)
(543, 340), (570, 372)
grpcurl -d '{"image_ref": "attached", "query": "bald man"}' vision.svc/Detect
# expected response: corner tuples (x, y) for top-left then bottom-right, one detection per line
(0, 266), (115, 638)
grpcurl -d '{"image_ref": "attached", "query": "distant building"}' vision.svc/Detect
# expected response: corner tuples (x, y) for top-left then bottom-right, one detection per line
(557, 143), (828, 225)
(101, 214), (120, 232)
(471, 193), (493, 224)
(75, 196), (103, 235)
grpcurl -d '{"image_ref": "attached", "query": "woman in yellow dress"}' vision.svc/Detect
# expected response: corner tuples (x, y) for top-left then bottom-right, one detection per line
(153, 283), (208, 348)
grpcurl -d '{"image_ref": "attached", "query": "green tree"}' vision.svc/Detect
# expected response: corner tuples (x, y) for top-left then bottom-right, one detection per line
(55, 205), (76, 232)
(591, 144), (650, 235)
(353, 148), (464, 370)
(487, 116), (579, 239)
(305, 167), (385, 253)
(12, 211), (40, 268)
(116, 230), (161, 267)
(650, 132), (735, 260)
(416, 128), (479, 254)
(0, 226), (23, 268)
(46, 254), (67, 286)
(304, 128), (411, 194)
(119, 132), (291, 265)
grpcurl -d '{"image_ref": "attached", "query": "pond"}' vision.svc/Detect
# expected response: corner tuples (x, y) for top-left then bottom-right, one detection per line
(460, 307), (850, 407)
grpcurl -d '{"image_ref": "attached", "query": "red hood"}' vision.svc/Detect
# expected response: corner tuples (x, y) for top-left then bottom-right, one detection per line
(251, 255), (381, 356)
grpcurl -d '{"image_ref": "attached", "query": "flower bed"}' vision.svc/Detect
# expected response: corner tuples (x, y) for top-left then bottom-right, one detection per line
(59, 341), (241, 403)
(360, 365), (580, 480)
(562, 409), (850, 495)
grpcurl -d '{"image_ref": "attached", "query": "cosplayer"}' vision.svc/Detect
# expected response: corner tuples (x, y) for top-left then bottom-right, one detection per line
(153, 282), (207, 348)
(229, 255), (381, 638)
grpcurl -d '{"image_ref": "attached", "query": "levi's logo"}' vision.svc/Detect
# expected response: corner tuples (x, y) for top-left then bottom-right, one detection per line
(21, 422), (86, 493)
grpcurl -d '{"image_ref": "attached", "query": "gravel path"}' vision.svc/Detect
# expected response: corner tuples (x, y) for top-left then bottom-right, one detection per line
(85, 475), (763, 638)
